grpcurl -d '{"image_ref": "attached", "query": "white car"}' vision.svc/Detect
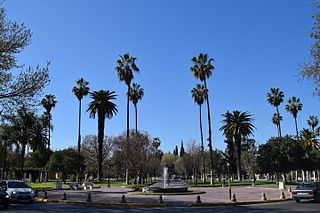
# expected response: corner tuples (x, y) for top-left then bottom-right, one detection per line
(0, 180), (35, 203)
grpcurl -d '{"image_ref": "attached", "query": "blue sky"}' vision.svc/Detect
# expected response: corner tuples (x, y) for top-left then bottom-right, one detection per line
(4, 0), (320, 152)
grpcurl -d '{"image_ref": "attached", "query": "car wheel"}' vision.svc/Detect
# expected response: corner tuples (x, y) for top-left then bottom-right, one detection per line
(295, 199), (300, 203)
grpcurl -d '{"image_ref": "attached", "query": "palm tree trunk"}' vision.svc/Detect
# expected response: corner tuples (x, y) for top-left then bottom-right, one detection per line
(48, 114), (51, 148)
(20, 143), (26, 180)
(235, 136), (242, 181)
(97, 112), (105, 181)
(294, 116), (299, 139)
(135, 103), (138, 134)
(199, 104), (206, 183)
(276, 124), (280, 137)
(127, 85), (130, 138)
(203, 80), (214, 185)
(77, 99), (82, 153)
(276, 106), (282, 137)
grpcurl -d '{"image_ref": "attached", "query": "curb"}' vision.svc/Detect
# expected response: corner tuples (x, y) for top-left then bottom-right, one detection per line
(186, 198), (291, 207)
(34, 198), (168, 207)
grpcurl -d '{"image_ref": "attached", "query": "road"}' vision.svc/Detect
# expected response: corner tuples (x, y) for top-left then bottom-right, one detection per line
(4, 200), (320, 212)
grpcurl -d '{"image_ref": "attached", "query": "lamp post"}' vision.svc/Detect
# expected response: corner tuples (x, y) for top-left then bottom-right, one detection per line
(227, 162), (231, 200)
(107, 164), (112, 188)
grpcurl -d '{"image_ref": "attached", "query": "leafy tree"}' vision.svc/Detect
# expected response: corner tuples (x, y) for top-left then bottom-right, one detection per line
(191, 84), (207, 182)
(87, 90), (117, 180)
(25, 148), (52, 169)
(47, 148), (84, 181)
(241, 150), (258, 185)
(72, 78), (90, 154)
(128, 83), (144, 133)
(162, 153), (178, 176)
(220, 111), (255, 181)
(173, 145), (178, 156)
(115, 53), (140, 139)
(180, 140), (185, 157)
(300, 128), (319, 153)
(190, 53), (215, 184)
(285, 96), (303, 138)
(0, 7), (50, 111)
(307, 115), (319, 135)
(41, 94), (57, 148)
(267, 88), (284, 137)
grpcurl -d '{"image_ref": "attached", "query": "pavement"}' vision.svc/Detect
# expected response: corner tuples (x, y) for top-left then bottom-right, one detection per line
(35, 185), (292, 207)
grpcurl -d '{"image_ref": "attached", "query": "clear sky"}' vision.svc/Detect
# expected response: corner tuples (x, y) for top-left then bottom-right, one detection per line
(4, 0), (320, 152)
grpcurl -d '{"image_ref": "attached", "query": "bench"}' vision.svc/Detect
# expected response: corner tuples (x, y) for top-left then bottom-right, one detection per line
(68, 183), (80, 190)
(82, 182), (94, 190)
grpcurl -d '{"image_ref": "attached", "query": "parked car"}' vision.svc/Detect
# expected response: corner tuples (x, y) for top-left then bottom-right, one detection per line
(292, 181), (320, 202)
(0, 187), (10, 208)
(0, 180), (35, 203)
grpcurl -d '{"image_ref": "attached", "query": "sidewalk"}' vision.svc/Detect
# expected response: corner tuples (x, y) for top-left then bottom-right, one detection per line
(36, 186), (291, 206)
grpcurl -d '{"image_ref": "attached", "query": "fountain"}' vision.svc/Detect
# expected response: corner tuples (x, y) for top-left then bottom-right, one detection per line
(147, 167), (188, 193)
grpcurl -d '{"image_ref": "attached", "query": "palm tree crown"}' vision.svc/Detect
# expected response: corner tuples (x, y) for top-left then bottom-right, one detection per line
(190, 53), (214, 82)
(41, 94), (57, 115)
(128, 83), (144, 106)
(87, 90), (118, 119)
(191, 84), (207, 106)
(307, 115), (319, 133)
(285, 96), (303, 118)
(267, 88), (284, 107)
(115, 53), (140, 86)
(72, 78), (90, 101)
(272, 113), (283, 126)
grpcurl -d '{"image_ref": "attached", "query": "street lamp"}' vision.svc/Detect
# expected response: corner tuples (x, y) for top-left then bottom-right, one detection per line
(226, 162), (231, 200)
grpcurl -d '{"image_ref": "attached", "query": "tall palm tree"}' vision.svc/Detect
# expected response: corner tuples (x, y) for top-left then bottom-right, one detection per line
(285, 96), (303, 138)
(41, 94), (57, 149)
(267, 88), (284, 137)
(72, 78), (90, 154)
(272, 113), (283, 137)
(307, 115), (319, 135)
(220, 111), (255, 181)
(190, 53), (215, 184)
(300, 128), (319, 153)
(115, 53), (140, 138)
(191, 84), (207, 183)
(128, 83), (144, 133)
(87, 90), (117, 181)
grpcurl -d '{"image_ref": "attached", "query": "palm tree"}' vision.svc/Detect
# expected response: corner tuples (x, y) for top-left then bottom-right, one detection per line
(300, 128), (319, 153)
(128, 83), (144, 133)
(267, 88), (284, 137)
(87, 90), (117, 181)
(285, 96), (303, 138)
(115, 53), (140, 138)
(272, 113), (283, 137)
(41, 94), (57, 148)
(72, 78), (90, 153)
(220, 111), (255, 181)
(307, 115), (319, 135)
(191, 84), (207, 183)
(190, 53), (215, 184)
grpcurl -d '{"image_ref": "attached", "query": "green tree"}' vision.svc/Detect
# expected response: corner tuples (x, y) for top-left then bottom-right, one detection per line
(300, 128), (319, 153)
(0, 7), (50, 111)
(307, 115), (319, 135)
(271, 113), (283, 137)
(72, 78), (90, 154)
(87, 90), (117, 180)
(285, 96), (303, 138)
(41, 94), (57, 148)
(190, 53), (215, 184)
(128, 83), (144, 133)
(173, 145), (178, 156)
(191, 84), (207, 182)
(220, 111), (255, 181)
(267, 88), (284, 137)
(180, 140), (185, 157)
(115, 53), (140, 138)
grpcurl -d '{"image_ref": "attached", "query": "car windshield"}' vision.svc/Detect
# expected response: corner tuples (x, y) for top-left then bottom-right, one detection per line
(7, 182), (30, 188)
(296, 183), (317, 190)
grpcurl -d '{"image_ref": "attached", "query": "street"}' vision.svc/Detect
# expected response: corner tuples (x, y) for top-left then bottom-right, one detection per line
(4, 200), (320, 213)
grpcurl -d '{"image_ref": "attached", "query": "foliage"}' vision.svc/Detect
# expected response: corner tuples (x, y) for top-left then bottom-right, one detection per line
(285, 96), (303, 137)
(180, 140), (185, 157)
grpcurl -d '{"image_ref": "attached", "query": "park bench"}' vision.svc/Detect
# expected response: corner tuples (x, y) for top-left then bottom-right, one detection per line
(82, 182), (94, 190)
(67, 183), (80, 190)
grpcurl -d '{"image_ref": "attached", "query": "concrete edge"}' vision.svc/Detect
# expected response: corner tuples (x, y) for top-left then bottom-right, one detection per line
(34, 198), (168, 207)
(186, 198), (291, 207)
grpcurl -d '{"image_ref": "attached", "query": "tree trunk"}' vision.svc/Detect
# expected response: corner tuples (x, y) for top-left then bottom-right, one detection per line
(276, 106), (282, 137)
(20, 143), (26, 180)
(235, 136), (242, 181)
(97, 112), (105, 181)
(203, 79), (214, 185)
(135, 103), (138, 134)
(77, 99), (82, 153)
(294, 116), (299, 139)
(48, 114), (51, 148)
(126, 85), (130, 138)
(199, 104), (206, 183)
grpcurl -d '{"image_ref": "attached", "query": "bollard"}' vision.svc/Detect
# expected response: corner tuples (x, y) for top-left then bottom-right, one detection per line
(43, 191), (48, 199)
(62, 192), (67, 200)
(231, 193), (237, 202)
(288, 187), (292, 192)
(121, 195), (126, 203)
(86, 192), (92, 202)
(261, 192), (267, 200)
(280, 191), (286, 199)
(196, 195), (201, 203)
(159, 195), (163, 204)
